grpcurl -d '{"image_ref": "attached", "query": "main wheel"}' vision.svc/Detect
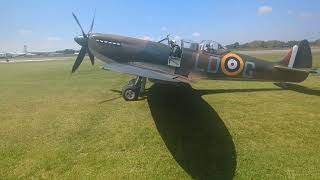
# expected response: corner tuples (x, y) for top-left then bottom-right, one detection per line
(122, 85), (139, 101)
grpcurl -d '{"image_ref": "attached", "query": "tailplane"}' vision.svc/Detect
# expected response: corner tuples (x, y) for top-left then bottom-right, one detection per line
(281, 40), (312, 69)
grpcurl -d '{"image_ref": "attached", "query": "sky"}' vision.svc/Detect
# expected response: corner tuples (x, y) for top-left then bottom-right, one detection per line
(1, 0), (320, 52)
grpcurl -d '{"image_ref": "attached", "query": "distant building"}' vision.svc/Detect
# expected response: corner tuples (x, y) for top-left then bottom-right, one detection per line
(24, 45), (28, 54)
(0, 52), (7, 58)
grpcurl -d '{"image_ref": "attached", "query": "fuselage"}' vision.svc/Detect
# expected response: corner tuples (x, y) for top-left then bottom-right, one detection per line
(82, 33), (309, 83)
(87, 33), (170, 65)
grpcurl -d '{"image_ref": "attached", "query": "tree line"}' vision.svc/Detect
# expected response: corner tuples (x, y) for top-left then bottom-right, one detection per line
(55, 49), (78, 54)
(226, 39), (320, 50)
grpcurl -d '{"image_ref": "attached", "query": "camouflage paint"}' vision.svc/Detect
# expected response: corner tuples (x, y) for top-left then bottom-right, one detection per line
(86, 33), (310, 83)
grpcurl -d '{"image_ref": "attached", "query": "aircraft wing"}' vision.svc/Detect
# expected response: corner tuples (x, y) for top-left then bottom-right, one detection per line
(102, 63), (190, 83)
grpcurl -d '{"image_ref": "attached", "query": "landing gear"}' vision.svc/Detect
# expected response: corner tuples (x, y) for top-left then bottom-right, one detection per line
(279, 82), (289, 89)
(128, 79), (136, 86)
(122, 85), (139, 101)
(122, 76), (146, 101)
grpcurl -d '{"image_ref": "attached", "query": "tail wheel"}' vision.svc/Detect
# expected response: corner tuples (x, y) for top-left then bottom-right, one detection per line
(122, 85), (139, 101)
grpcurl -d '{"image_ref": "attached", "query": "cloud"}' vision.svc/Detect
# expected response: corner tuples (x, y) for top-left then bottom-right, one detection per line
(258, 6), (273, 15)
(17, 29), (32, 37)
(140, 36), (153, 41)
(299, 12), (313, 18)
(173, 35), (182, 40)
(47, 36), (62, 41)
(192, 32), (201, 37)
(161, 26), (167, 31)
(298, 12), (320, 21)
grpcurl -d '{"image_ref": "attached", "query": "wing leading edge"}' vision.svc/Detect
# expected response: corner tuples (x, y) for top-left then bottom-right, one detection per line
(102, 63), (190, 83)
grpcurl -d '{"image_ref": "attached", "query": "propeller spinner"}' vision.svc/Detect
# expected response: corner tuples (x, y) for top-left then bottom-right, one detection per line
(71, 12), (95, 73)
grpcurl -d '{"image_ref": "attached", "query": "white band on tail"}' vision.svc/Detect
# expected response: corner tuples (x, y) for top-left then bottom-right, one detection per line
(288, 45), (298, 68)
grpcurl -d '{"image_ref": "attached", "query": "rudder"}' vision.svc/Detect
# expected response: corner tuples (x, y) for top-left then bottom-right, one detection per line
(281, 40), (312, 69)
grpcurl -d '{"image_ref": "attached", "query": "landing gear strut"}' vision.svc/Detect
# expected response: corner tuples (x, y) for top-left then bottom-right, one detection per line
(122, 76), (146, 101)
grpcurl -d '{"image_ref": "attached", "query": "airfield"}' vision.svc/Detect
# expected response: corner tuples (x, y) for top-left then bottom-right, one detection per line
(0, 50), (319, 179)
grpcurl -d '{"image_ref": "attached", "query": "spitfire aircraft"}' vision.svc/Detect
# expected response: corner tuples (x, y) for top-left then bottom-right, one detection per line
(71, 13), (317, 101)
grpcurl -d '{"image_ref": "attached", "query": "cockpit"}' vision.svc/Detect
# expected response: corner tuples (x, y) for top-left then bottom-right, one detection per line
(159, 35), (228, 56)
(198, 40), (229, 55)
(159, 36), (230, 67)
(170, 39), (229, 55)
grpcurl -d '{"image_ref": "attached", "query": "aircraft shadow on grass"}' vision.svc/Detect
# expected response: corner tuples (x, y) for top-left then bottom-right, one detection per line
(104, 85), (284, 178)
(274, 83), (320, 96)
(104, 83), (318, 178)
(146, 84), (237, 179)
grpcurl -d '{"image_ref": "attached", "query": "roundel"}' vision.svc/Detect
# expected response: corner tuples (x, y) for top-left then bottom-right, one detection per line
(221, 53), (244, 76)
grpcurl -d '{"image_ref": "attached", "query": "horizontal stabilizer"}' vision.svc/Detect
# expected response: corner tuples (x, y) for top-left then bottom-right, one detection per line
(274, 65), (310, 73)
(310, 69), (320, 76)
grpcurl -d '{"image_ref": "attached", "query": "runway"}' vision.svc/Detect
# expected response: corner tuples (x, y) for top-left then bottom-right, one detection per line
(1, 48), (319, 63)
(0, 57), (72, 63)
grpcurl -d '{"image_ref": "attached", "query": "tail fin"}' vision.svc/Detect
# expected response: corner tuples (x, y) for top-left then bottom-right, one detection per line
(281, 40), (312, 69)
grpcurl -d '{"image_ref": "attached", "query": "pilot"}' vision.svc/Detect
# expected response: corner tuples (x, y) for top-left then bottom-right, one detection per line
(169, 40), (176, 49)
(205, 43), (216, 54)
(170, 40), (181, 58)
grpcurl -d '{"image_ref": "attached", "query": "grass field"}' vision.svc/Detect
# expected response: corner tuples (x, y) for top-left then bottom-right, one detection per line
(0, 51), (320, 179)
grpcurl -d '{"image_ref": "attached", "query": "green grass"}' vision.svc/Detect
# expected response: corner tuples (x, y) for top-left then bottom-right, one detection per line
(0, 53), (320, 179)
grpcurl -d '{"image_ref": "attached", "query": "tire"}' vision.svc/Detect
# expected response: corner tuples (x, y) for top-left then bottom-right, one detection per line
(122, 85), (139, 101)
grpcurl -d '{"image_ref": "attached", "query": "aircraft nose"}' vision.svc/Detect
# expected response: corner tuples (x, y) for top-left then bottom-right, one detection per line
(74, 35), (86, 46)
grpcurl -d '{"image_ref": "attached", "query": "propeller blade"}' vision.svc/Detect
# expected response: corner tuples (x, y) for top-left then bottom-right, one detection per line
(72, 12), (87, 38)
(88, 10), (96, 34)
(87, 48), (95, 65)
(72, 46), (87, 73)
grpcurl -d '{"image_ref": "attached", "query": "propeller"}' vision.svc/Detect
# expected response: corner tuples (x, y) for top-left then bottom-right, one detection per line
(72, 12), (95, 73)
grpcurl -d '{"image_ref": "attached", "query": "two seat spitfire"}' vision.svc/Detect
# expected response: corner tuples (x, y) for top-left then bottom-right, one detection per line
(71, 13), (316, 101)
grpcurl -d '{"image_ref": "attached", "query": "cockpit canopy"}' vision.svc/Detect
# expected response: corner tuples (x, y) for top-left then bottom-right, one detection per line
(159, 35), (229, 55)
(181, 40), (229, 55)
(199, 40), (226, 51)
